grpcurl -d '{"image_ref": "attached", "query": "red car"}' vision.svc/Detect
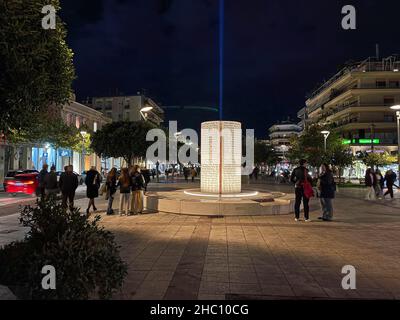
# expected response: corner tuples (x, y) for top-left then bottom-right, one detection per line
(4, 171), (39, 196)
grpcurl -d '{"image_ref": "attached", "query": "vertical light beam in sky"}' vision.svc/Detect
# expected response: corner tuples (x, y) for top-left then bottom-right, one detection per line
(219, 0), (224, 120)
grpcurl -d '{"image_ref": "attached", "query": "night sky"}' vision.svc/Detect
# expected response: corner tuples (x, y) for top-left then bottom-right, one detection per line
(60, 0), (400, 138)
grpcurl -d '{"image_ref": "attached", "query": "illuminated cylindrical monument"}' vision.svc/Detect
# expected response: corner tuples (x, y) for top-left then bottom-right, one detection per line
(201, 121), (242, 194)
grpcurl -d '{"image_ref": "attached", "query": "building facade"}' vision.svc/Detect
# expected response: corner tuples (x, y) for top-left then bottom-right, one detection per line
(91, 94), (164, 126)
(0, 97), (112, 185)
(268, 120), (302, 157)
(301, 55), (400, 155)
(298, 55), (400, 178)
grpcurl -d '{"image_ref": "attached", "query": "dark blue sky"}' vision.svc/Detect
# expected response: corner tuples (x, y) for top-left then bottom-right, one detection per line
(60, 0), (400, 138)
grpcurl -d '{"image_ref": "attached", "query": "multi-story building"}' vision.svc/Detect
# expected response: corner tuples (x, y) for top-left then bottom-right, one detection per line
(298, 55), (400, 178)
(268, 120), (302, 157)
(301, 55), (400, 155)
(0, 96), (112, 184)
(91, 94), (164, 126)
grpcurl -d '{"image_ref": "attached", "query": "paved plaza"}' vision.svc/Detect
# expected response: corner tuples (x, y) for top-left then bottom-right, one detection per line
(1, 181), (400, 300)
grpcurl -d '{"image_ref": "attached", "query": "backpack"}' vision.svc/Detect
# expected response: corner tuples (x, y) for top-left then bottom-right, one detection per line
(302, 169), (314, 199)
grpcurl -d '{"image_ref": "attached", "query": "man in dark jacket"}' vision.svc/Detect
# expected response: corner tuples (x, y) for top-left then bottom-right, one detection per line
(37, 164), (49, 199)
(290, 159), (313, 222)
(384, 169), (397, 199)
(318, 164), (335, 221)
(59, 165), (79, 211)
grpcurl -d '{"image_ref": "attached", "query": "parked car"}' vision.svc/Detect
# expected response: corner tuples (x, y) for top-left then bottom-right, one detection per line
(4, 171), (39, 196)
(3, 170), (38, 192)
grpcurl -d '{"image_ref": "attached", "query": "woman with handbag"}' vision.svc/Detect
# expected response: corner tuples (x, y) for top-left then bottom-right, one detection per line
(318, 163), (335, 221)
(290, 159), (314, 222)
(85, 166), (102, 217)
(105, 167), (117, 215)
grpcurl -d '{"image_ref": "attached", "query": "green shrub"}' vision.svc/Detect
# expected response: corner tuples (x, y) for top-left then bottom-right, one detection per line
(0, 197), (127, 300)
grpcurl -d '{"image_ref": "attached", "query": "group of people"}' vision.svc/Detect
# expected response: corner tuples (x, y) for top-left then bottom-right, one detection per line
(104, 165), (146, 216)
(36, 163), (148, 217)
(290, 159), (336, 222)
(365, 168), (398, 200)
(183, 166), (198, 182)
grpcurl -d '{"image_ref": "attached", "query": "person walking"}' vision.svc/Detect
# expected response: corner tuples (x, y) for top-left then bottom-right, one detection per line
(105, 167), (117, 215)
(375, 169), (384, 199)
(383, 169), (397, 199)
(130, 165), (146, 215)
(59, 165), (79, 211)
(317, 164), (336, 221)
(44, 165), (59, 198)
(118, 168), (131, 216)
(290, 159), (313, 222)
(365, 168), (377, 200)
(37, 163), (49, 199)
(85, 166), (102, 216)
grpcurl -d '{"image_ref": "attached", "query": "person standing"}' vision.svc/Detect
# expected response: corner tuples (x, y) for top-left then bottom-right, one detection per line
(37, 164), (49, 199)
(142, 167), (151, 194)
(375, 169), (384, 199)
(118, 168), (131, 216)
(130, 165), (145, 215)
(190, 167), (197, 182)
(317, 164), (336, 221)
(105, 167), (117, 215)
(384, 169), (397, 199)
(290, 159), (313, 222)
(59, 165), (79, 211)
(365, 168), (377, 200)
(44, 165), (59, 198)
(85, 166), (102, 216)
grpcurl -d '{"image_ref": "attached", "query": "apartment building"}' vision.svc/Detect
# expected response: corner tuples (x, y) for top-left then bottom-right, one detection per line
(268, 120), (302, 157)
(91, 94), (164, 126)
(299, 55), (400, 156)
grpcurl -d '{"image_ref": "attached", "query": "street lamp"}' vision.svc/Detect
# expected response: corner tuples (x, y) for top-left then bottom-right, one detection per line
(390, 105), (400, 180)
(80, 130), (87, 174)
(321, 130), (330, 152)
(140, 106), (153, 121)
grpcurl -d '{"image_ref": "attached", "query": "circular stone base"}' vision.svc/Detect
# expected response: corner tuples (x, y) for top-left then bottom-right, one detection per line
(145, 189), (295, 216)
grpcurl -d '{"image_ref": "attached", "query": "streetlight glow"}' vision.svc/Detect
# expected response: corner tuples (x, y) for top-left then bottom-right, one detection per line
(390, 105), (400, 110)
(140, 106), (153, 113)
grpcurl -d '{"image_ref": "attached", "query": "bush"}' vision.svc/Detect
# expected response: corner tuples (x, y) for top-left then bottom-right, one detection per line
(0, 197), (127, 300)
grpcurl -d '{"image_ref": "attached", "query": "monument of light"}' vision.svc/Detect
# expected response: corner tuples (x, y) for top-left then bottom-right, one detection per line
(200, 121), (242, 194)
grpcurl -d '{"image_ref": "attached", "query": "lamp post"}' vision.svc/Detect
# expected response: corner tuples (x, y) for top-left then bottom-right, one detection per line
(140, 106), (153, 121)
(80, 130), (87, 174)
(321, 130), (330, 152)
(390, 105), (400, 180)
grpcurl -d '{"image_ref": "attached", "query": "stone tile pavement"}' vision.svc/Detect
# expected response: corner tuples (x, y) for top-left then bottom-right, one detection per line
(1, 182), (400, 300)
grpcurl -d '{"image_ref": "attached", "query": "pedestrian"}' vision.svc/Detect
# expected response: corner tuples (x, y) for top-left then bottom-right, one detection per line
(183, 166), (189, 182)
(165, 167), (169, 181)
(85, 166), (102, 216)
(142, 167), (151, 193)
(317, 163), (336, 221)
(253, 166), (260, 180)
(37, 163), (49, 199)
(190, 167), (197, 182)
(59, 165), (79, 211)
(118, 168), (131, 216)
(383, 169), (397, 199)
(44, 165), (59, 198)
(130, 165), (145, 215)
(105, 167), (117, 215)
(375, 169), (384, 198)
(365, 168), (377, 200)
(290, 159), (314, 222)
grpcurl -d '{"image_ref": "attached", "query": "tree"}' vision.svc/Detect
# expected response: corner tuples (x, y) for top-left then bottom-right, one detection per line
(254, 141), (279, 167)
(288, 125), (353, 173)
(362, 152), (395, 169)
(5, 106), (81, 150)
(0, 0), (75, 135)
(91, 121), (157, 165)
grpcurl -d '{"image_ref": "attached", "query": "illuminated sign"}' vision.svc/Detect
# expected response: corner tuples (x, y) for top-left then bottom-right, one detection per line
(342, 139), (380, 145)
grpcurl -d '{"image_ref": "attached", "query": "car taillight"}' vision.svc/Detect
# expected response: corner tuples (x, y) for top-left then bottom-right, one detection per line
(7, 181), (15, 185)
(24, 180), (34, 185)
